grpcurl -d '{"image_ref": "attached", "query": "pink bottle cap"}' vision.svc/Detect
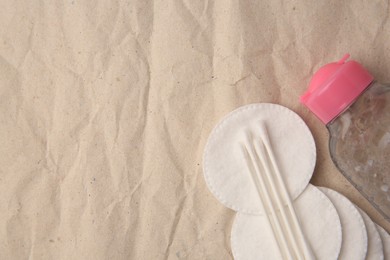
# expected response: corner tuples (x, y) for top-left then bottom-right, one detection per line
(300, 54), (374, 124)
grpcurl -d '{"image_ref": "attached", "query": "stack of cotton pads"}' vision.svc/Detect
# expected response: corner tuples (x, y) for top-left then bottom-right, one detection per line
(203, 103), (389, 260)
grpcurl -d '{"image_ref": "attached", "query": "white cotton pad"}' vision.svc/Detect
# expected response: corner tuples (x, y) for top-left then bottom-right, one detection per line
(376, 224), (390, 259)
(231, 184), (342, 260)
(318, 187), (368, 260)
(203, 103), (316, 214)
(356, 207), (384, 260)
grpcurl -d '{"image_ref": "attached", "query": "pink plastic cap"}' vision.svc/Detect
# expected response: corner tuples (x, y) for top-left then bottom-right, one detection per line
(300, 54), (374, 124)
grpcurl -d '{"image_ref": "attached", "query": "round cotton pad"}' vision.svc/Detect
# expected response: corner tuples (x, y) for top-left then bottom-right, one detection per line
(203, 103), (316, 214)
(376, 224), (390, 258)
(231, 184), (342, 260)
(318, 187), (368, 260)
(356, 207), (384, 260)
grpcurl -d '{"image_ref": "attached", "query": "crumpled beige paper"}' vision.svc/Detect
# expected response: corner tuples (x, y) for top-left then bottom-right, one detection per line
(0, 0), (389, 259)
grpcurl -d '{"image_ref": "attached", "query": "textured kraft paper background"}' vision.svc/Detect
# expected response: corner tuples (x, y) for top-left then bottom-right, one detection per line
(0, 0), (389, 259)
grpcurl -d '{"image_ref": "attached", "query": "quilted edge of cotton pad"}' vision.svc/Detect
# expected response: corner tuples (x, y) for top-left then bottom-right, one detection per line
(230, 184), (342, 260)
(203, 103), (316, 214)
(230, 211), (243, 260)
(356, 207), (384, 260)
(376, 224), (390, 258)
(318, 187), (368, 260)
(303, 184), (342, 260)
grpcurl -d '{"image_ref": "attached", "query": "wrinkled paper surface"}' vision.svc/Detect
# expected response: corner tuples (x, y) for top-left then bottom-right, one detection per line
(1, 0), (389, 259)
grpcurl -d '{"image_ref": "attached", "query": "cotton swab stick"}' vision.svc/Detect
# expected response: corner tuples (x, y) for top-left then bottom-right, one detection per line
(256, 122), (315, 260)
(253, 140), (302, 258)
(242, 133), (294, 260)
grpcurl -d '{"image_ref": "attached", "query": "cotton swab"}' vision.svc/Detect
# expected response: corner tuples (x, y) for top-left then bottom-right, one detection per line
(256, 121), (315, 260)
(242, 122), (315, 260)
(242, 133), (294, 260)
